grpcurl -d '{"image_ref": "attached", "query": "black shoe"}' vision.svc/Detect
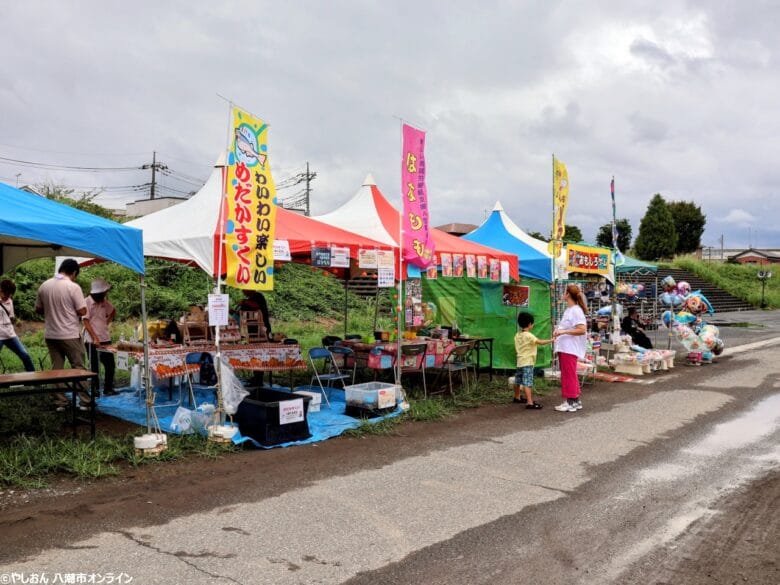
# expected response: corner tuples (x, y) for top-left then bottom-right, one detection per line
(512, 397), (528, 404)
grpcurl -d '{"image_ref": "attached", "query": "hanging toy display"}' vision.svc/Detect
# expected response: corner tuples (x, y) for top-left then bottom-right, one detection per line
(659, 275), (724, 364)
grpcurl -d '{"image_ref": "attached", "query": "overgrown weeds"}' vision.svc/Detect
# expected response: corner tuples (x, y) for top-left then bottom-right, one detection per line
(0, 432), (237, 489)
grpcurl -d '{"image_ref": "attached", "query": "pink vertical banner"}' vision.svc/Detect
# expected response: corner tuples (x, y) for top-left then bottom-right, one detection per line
(401, 123), (435, 267)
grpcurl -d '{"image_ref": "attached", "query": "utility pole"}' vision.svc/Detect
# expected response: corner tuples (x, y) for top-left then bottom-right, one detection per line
(305, 161), (311, 216)
(150, 151), (157, 199)
(141, 151), (167, 200)
(719, 234), (724, 261)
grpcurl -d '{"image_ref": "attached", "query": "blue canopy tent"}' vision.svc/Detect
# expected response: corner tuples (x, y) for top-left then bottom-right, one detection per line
(0, 182), (155, 431)
(464, 202), (552, 283)
(0, 183), (144, 274)
(458, 202), (554, 368)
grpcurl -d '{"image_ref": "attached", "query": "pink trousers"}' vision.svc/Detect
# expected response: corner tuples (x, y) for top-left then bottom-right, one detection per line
(557, 352), (581, 399)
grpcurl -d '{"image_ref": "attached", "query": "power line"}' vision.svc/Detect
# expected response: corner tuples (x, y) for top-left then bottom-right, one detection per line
(0, 155), (144, 172)
(0, 142), (149, 157)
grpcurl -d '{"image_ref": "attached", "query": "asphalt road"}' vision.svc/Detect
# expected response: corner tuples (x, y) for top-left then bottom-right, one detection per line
(1, 316), (779, 585)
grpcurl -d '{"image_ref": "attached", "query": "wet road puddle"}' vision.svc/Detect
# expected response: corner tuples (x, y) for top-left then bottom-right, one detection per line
(685, 392), (780, 457)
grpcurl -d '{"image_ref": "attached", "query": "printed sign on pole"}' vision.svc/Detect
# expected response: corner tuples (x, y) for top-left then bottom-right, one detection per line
(330, 246), (350, 268)
(358, 249), (378, 269)
(377, 267), (395, 288)
(312, 246), (332, 267)
(377, 249), (395, 269)
(273, 240), (291, 261)
(207, 293), (230, 327)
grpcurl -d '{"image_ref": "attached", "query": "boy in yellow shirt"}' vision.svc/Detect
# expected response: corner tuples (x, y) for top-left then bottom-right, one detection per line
(514, 312), (552, 409)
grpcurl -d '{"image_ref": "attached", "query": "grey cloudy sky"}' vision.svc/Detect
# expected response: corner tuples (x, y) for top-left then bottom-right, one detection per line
(2, 0), (778, 250)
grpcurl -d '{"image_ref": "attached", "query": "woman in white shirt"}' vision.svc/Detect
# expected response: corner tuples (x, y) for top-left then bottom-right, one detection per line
(553, 284), (588, 413)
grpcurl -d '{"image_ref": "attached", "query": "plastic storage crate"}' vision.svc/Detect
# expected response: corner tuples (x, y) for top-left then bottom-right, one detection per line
(344, 381), (399, 418)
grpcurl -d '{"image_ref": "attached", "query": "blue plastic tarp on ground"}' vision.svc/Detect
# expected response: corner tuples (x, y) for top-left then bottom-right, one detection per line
(96, 385), (402, 449)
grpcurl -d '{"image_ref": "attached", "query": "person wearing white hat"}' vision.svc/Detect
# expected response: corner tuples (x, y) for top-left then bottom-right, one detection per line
(84, 278), (117, 396)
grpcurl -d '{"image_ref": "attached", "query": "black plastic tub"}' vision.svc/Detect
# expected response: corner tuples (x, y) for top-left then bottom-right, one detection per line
(344, 404), (395, 419)
(234, 389), (311, 446)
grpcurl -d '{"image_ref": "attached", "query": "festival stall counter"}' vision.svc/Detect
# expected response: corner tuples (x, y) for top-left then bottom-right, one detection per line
(341, 337), (455, 369)
(113, 340), (306, 380)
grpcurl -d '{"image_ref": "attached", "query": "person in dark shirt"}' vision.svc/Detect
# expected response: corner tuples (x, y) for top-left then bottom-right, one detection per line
(237, 290), (271, 337)
(621, 307), (652, 349)
(237, 290), (272, 392)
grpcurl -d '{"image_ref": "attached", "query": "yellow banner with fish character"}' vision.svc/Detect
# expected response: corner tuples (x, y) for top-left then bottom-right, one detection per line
(549, 157), (569, 258)
(224, 107), (277, 290)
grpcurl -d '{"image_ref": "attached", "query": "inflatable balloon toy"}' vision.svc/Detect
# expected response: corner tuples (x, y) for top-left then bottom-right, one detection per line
(665, 291), (722, 364)
(676, 281), (691, 296)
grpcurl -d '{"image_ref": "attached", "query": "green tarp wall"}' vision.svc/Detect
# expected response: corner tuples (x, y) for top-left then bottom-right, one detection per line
(421, 277), (552, 370)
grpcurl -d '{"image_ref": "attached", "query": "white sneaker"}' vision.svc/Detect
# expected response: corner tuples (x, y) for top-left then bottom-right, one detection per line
(554, 401), (576, 412)
(573, 398), (583, 410)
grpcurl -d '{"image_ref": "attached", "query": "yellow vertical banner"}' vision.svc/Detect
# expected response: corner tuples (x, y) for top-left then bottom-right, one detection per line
(224, 107), (277, 290)
(550, 158), (569, 257)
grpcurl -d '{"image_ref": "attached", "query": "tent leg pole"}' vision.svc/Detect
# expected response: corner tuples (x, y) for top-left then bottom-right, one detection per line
(372, 287), (379, 333)
(344, 274), (349, 338)
(139, 275), (151, 434)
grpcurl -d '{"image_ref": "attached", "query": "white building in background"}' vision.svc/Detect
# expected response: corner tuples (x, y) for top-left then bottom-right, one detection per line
(125, 196), (187, 217)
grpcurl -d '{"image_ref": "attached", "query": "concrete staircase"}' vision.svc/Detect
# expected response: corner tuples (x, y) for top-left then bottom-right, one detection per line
(640, 268), (754, 313)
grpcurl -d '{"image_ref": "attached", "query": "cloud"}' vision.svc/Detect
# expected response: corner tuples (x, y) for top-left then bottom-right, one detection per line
(0, 1), (779, 249)
(720, 209), (755, 228)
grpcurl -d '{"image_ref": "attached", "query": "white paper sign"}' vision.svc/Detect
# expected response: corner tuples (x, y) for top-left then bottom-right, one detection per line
(207, 293), (230, 327)
(377, 249), (395, 269)
(377, 267), (395, 288)
(500, 261), (510, 283)
(279, 398), (305, 425)
(358, 249), (378, 269)
(273, 239), (291, 261)
(116, 351), (129, 372)
(330, 246), (350, 268)
(377, 388), (397, 409)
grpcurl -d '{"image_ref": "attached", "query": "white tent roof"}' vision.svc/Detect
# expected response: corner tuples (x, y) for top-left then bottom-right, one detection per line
(126, 162), (223, 274)
(311, 174), (397, 246)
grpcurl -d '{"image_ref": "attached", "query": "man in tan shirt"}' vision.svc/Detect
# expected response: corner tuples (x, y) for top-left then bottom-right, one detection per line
(35, 259), (97, 409)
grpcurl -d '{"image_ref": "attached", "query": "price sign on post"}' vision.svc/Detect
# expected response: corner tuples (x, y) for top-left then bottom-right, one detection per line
(208, 294), (230, 327)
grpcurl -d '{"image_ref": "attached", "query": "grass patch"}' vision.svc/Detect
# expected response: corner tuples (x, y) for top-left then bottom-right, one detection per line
(343, 417), (401, 437)
(0, 431), (238, 489)
(406, 397), (456, 421)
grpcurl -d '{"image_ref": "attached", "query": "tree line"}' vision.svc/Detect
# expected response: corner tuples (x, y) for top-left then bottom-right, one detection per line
(528, 194), (706, 262)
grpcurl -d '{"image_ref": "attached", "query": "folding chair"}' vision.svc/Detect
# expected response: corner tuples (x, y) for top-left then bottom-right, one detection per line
(308, 347), (351, 407)
(399, 343), (427, 397)
(239, 311), (268, 342)
(180, 320), (209, 345)
(431, 342), (472, 396)
(327, 345), (356, 385)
